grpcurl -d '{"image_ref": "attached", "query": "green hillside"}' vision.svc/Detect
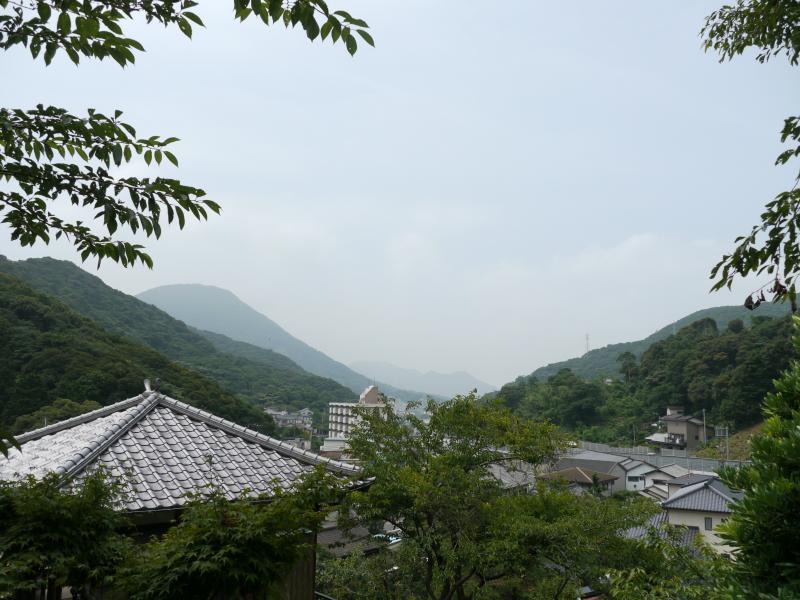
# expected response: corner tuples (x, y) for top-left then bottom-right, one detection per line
(0, 257), (357, 415)
(0, 274), (274, 433)
(496, 315), (793, 444)
(529, 303), (791, 381)
(137, 283), (429, 403)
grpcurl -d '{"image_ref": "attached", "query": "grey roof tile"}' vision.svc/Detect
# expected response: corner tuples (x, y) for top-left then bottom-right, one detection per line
(1, 392), (360, 512)
(662, 478), (742, 513)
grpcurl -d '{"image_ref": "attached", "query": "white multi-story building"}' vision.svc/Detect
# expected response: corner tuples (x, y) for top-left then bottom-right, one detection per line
(320, 385), (386, 458)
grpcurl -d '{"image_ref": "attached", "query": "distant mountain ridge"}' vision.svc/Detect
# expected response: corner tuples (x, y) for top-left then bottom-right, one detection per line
(137, 284), (429, 403)
(350, 360), (496, 397)
(0, 257), (357, 416)
(527, 302), (792, 382)
(0, 273), (274, 433)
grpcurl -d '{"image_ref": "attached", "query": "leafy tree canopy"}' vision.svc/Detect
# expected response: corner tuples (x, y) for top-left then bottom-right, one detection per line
(332, 393), (660, 600)
(705, 1), (800, 311)
(0, 0), (371, 268)
(716, 316), (800, 597)
(0, 470), (129, 597)
(121, 467), (342, 600)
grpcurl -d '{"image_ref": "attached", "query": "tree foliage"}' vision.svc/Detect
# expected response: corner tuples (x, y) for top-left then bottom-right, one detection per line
(704, 1), (800, 310)
(328, 393), (660, 600)
(1, 0), (370, 268)
(121, 468), (340, 600)
(0, 470), (129, 598)
(715, 316), (800, 597)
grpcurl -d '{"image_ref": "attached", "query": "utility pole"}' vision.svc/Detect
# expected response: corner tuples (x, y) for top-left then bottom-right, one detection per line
(702, 408), (707, 445)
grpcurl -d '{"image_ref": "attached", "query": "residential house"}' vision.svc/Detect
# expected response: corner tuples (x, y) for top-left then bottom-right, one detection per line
(661, 476), (743, 554)
(555, 450), (628, 493)
(646, 406), (713, 452)
(0, 390), (360, 600)
(539, 466), (618, 496)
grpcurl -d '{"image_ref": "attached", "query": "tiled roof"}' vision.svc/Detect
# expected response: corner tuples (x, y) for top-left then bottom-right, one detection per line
(623, 510), (699, 548)
(540, 466), (618, 484)
(661, 414), (705, 425)
(667, 473), (715, 487)
(658, 464), (690, 478)
(0, 392), (360, 512)
(662, 478), (742, 514)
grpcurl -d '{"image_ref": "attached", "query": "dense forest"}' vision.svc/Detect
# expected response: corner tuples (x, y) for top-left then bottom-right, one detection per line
(529, 303), (790, 381)
(0, 274), (275, 434)
(0, 257), (357, 417)
(495, 316), (793, 443)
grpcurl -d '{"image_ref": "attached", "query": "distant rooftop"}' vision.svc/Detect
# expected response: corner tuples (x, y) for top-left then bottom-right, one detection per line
(540, 466), (618, 485)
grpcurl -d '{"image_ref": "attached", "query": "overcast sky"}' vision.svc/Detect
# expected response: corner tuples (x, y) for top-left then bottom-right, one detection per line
(2, 1), (797, 386)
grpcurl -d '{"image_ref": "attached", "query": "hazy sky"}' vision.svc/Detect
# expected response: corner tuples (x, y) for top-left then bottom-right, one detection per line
(2, 1), (797, 386)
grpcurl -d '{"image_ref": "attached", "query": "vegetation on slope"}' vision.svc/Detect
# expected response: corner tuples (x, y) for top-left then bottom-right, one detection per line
(496, 316), (793, 444)
(0, 257), (356, 415)
(530, 303), (791, 382)
(0, 274), (274, 433)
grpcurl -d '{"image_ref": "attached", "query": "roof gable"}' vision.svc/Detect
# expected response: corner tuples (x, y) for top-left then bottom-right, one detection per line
(1, 392), (359, 512)
(662, 477), (742, 514)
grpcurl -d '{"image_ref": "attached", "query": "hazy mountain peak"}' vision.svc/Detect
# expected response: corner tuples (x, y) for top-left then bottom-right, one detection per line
(137, 284), (430, 402)
(350, 360), (496, 397)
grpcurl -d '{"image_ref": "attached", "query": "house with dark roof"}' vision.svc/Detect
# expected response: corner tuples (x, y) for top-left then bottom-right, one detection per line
(539, 466), (618, 496)
(645, 406), (713, 451)
(555, 450), (628, 493)
(0, 390), (362, 599)
(661, 476), (742, 553)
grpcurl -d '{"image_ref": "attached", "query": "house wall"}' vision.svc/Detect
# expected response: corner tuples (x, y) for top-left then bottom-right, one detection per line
(666, 509), (733, 554)
(625, 464), (657, 491)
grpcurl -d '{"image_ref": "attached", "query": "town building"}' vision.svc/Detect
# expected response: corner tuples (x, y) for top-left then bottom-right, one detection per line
(0, 390), (360, 599)
(320, 385), (386, 459)
(265, 407), (313, 431)
(645, 406), (713, 452)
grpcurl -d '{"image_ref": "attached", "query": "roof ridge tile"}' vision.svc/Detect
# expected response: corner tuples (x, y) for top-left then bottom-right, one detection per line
(16, 393), (150, 444)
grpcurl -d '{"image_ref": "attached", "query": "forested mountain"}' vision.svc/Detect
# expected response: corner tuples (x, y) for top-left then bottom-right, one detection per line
(529, 303), (791, 381)
(0, 274), (274, 434)
(137, 284), (428, 402)
(349, 360), (496, 396)
(0, 257), (357, 415)
(495, 316), (792, 443)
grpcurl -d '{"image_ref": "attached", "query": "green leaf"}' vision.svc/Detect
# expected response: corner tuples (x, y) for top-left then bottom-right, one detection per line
(183, 11), (204, 26)
(178, 18), (193, 38)
(344, 31), (357, 56)
(37, 3), (51, 22)
(57, 12), (71, 35)
(356, 29), (374, 47)
(164, 151), (179, 167)
(44, 42), (57, 65)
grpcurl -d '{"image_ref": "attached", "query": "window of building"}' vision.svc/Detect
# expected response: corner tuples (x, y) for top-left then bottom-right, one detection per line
(704, 517), (713, 531)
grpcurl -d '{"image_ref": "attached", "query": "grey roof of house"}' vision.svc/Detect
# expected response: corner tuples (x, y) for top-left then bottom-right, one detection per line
(0, 392), (360, 512)
(540, 466), (618, 484)
(657, 463), (690, 478)
(661, 414), (706, 426)
(662, 478), (742, 514)
(623, 510), (699, 548)
(667, 473), (716, 487)
(556, 450), (625, 474)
